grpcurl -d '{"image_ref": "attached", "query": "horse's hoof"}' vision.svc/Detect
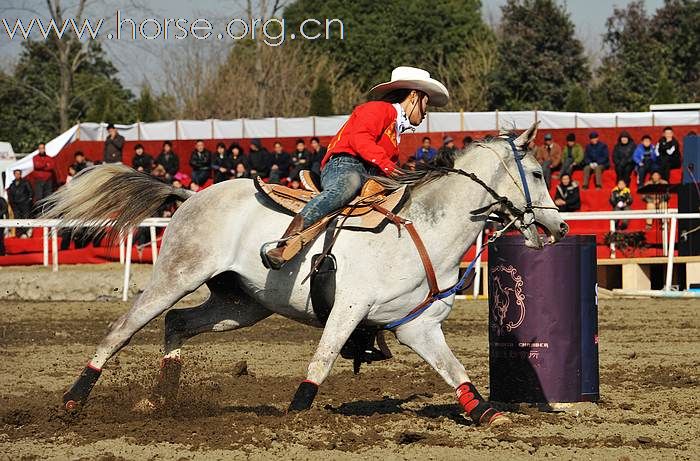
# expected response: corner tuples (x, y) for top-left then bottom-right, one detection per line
(486, 413), (512, 427)
(64, 400), (79, 412)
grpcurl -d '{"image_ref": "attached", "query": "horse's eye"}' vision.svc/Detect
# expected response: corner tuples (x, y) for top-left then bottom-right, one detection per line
(533, 171), (543, 180)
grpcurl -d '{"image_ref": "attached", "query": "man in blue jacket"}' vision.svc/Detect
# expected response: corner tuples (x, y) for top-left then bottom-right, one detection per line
(632, 134), (659, 187)
(414, 136), (437, 163)
(582, 131), (610, 189)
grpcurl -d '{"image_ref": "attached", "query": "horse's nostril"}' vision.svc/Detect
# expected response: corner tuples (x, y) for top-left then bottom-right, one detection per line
(560, 222), (569, 235)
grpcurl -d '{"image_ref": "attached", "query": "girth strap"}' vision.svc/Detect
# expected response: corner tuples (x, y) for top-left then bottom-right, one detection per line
(370, 204), (439, 297)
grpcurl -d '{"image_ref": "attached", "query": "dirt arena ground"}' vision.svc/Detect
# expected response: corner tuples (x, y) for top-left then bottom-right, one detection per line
(0, 280), (698, 459)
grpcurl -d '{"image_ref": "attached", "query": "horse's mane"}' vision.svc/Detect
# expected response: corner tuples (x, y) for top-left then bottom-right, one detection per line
(371, 134), (514, 191)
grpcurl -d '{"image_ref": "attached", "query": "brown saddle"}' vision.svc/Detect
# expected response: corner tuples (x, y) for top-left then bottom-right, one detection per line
(254, 174), (409, 263)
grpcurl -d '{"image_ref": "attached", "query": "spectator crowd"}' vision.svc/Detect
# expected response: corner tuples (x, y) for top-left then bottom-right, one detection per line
(0, 124), (688, 255)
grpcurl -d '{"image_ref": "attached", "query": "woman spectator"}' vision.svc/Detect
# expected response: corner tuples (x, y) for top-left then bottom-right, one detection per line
(211, 142), (233, 183)
(609, 179), (633, 230)
(155, 141), (179, 183)
(233, 163), (250, 179)
(554, 173), (581, 212)
(228, 143), (250, 173)
(612, 131), (636, 185)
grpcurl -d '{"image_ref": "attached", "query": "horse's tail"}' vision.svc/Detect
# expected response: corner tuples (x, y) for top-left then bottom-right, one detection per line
(40, 164), (192, 242)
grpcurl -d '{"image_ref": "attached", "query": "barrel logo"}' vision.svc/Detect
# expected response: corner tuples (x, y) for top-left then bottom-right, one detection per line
(490, 265), (526, 336)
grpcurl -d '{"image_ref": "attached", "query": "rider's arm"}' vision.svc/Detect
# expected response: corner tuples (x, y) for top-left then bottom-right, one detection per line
(348, 104), (398, 175)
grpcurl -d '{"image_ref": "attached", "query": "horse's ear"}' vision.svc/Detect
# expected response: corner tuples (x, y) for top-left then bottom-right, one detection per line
(513, 122), (539, 149)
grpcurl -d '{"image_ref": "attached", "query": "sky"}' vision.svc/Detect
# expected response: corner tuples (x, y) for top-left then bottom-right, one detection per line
(0, 0), (667, 93)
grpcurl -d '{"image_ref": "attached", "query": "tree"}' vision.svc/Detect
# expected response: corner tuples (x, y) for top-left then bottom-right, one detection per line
(284, 0), (490, 90)
(564, 84), (592, 112)
(309, 77), (334, 116)
(489, 0), (590, 111)
(0, 40), (135, 151)
(595, 1), (666, 111)
(650, 0), (700, 101)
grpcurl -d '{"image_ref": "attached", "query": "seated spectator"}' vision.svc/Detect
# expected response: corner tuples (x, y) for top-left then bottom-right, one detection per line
(582, 131), (609, 189)
(72, 151), (92, 173)
(612, 131), (636, 186)
(0, 195), (7, 255)
(190, 181), (201, 192)
(7, 169), (32, 238)
(155, 141), (179, 183)
(309, 137), (326, 175)
(633, 135), (659, 187)
(233, 163), (250, 179)
(173, 171), (192, 188)
(189, 140), (211, 186)
(289, 139), (310, 179)
(561, 133), (584, 175)
(270, 141), (292, 183)
(554, 173), (581, 212)
(248, 138), (271, 178)
(229, 143), (250, 173)
(132, 143), (154, 173)
(415, 137), (437, 163)
(438, 135), (456, 158)
(642, 171), (668, 230)
(288, 178), (301, 190)
(212, 142), (233, 183)
(32, 142), (56, 204)
(657, 126), (682, 181)
(609, 179), (633, 230)
(535, 133), (561, 187)
(462, 136), (473, 150)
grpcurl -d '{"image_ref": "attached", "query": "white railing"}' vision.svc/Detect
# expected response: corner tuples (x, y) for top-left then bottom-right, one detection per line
(2, 211), (699, 301)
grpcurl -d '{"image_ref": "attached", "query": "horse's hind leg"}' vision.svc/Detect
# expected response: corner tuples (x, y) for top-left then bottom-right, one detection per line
(62, 269), (211, 411)
(395, 320), (511, 427)
(142, 272), (272, 409)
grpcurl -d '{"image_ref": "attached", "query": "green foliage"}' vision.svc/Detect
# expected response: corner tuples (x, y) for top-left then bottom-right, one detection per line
(564, 84), (592, 112)
(309, 77), (334, 116)
(594, 0), (699, 110)
(284, 0), (490, 89)
(489, 0), (590, 110)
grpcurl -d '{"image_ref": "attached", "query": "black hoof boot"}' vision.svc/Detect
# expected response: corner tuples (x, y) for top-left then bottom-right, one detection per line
(288, 380), (318, 412)
(63, 365), (102, 412)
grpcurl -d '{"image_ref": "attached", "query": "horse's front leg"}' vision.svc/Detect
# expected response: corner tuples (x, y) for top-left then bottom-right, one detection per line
(395, 319), (511, 427)
(288, 302), (369, 412)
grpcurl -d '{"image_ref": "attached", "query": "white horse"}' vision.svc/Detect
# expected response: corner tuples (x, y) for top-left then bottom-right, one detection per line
(45, 123), (567, 427)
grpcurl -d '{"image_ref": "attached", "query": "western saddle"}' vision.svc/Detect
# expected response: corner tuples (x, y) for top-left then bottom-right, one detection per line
(255, 170), (409, 266)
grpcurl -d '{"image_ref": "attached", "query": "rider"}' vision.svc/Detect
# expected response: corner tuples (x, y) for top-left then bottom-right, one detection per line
(263, 66), (449, 269)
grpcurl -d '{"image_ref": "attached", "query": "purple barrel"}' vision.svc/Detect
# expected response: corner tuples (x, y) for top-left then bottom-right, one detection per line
(488, 235), (599, 404)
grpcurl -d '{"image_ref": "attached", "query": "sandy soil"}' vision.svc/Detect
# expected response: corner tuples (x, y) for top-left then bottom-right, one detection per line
(0, 293), (698, 460)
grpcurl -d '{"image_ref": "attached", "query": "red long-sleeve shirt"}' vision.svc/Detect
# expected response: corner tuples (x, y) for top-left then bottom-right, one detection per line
(322, 101), (399, 175)
(32, 154), (56, 181)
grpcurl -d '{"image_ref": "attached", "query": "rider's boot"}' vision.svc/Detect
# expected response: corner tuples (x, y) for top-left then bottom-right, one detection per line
(263, 213), (305, 270)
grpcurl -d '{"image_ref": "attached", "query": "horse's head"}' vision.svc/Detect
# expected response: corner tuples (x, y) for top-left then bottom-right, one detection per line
(460, 122), (569, 248)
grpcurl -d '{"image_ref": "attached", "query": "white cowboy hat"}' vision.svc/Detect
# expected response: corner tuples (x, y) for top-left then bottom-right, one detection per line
(368, 66), (449, 107)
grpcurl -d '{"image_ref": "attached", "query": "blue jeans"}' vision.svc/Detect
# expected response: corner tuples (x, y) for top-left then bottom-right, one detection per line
(300, 155), (371, 227)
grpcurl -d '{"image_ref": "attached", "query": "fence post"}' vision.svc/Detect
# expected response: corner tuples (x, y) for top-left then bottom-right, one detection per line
(473, 231), (484, 300)
(609, 219), (616, 258)
(150, 226), (158, 265)
(51, 227), (58, 272)
(43, 226), (49, 267)
(122, 229), (133, 302)
(664, 217), (677, 291)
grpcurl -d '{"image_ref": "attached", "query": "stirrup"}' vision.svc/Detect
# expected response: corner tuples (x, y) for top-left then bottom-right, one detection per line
(260, 238), (288, 269)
